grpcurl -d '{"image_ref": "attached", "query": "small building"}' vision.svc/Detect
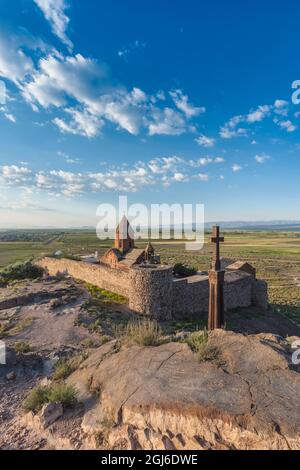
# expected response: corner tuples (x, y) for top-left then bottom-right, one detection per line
(226, 261), (256, 278)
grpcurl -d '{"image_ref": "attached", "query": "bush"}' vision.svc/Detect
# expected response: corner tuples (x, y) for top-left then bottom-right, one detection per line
(23, 384), (77, 413)
(119, 319), (162, 347)
(173, 263), (197, 278)
(0, 260), (44, 283)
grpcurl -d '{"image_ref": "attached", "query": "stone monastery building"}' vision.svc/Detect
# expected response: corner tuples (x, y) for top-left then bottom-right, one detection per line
(38, 217), (268, 321)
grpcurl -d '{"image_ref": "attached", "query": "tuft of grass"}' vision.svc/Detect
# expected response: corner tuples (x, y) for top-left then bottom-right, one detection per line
(14, 341), (31, 353)
(52, 355), (86, 381)
(23, 384), (77, 413)
(185, 328), (221, 364)
(81, 338), (97, 349)
(185, 328), (209, 352)
(197, 343), (221, 363)
(118, 319), (163, 347)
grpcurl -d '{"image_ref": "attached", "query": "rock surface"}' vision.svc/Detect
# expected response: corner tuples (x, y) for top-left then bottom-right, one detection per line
(67, 331), (300, 450)
(40, 403), (63, 428)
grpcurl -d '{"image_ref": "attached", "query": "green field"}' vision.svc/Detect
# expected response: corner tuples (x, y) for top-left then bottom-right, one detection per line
(1, 229), (300, 326)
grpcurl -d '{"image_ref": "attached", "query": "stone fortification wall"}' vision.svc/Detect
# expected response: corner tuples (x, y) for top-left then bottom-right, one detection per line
(36, 258), (268, 320)
(36, 257), (131, 298)
(129, 265), (173, 320)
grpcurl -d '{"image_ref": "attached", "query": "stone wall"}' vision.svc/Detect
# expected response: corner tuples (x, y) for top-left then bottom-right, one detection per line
(36, 257), (131, 298)
(36, 257), (268, 320)
(172, 276), (209, 318)
(129, 265), (173, 320)
(171, 270), (255, 318)
(252, 279), (269, 310)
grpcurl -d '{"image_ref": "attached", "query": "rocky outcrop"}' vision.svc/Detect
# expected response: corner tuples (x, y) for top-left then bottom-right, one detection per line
(67, 331), (300, 450)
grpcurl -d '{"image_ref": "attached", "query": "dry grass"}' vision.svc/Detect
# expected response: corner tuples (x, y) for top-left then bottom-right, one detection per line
(118, 319), (163, 347)
(52, 355), (86, 381)
(185, 328), (221, 363)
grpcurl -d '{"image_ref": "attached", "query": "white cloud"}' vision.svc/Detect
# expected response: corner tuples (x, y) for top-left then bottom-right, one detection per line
(170, 89), (205, 118)
(4, 112), (16, 123)
(57, 151), (80, 164)
(0, 165), (31, 184)
(246, 105), (271, 123)
(195, 134), (215, 148)
(53, 108), (104, 137)
(22, 52), (109, 109)
(34, 0), (73, 50)
(0, 31), (204, 139)
(173, 172), (187, 182)
(196, 173), (209, 181)
(17, 49), (201, 137)
(255, 153), (270, 164)
(220, 99), (293, 139)
(148, 107), (195, 136)
(0, 106), (16, 123)
(274, 119), (297, 133)
(232, 164), (242, 172)
(0, 156), (222, 198)
(0, 34), (34, 84)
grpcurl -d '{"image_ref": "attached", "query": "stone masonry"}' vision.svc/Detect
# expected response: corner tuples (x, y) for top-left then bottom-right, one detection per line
(37, 257), (268, 321)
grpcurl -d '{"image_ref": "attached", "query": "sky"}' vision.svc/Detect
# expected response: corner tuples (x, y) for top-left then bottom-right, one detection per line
(0, 0), (300, 228)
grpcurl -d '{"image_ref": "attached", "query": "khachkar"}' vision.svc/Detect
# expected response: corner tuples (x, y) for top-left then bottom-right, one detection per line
(208, 226), (225, 330)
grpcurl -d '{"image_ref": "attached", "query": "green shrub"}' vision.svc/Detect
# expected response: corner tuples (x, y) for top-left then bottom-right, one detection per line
(23, 384), (77, 413)
(119, 319), (162, 347)
(0, 260), (44, 283)
(23, 386), (49, 413)
(173, 263), (197, 278)
(14, 341), (31, 353)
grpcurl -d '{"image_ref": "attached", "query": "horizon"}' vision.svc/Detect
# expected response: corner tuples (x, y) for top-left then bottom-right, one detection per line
(1, 0), (300, 227)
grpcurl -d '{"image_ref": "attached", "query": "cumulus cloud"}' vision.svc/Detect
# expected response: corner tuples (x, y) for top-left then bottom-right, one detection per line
(0, 27), (204, 139)
(148, 107), (196, 136)
(53, 108), (104, 137)
(0, 165), (31, 184)
(0, 34), (34, 84)
(0, 156), (225, 198)
(195, 134), (215, 148)
(34, 0), (73, 51)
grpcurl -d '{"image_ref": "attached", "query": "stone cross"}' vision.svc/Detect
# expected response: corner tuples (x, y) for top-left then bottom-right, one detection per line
(208, 226), (225, 330)
(211, 225), (224, 271)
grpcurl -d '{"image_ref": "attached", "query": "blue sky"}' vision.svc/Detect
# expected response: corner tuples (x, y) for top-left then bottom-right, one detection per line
(0, 0), (300, 227)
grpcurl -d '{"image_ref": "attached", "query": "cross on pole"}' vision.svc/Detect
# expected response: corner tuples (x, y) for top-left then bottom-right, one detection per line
(208, 226), (225, 330)
(211, 225), (224, 271)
